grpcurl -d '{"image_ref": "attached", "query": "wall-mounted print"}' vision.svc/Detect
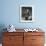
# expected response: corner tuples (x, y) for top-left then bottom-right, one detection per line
(20, 5), (34, 22)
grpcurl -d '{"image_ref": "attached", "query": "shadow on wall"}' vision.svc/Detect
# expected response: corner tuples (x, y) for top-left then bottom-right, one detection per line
(0, 24), (7, 43)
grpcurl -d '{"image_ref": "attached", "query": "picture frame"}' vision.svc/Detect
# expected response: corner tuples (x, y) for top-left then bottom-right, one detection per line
(20, 5), (34, 22)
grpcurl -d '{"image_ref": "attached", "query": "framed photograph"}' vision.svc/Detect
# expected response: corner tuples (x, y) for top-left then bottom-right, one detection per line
(20, 5), (34, 22)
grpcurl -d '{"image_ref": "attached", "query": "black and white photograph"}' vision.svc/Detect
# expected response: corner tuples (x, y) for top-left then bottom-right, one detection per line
(20, 5), (34, 22)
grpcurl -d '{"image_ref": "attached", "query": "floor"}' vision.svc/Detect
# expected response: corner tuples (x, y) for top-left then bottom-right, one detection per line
(0, 44), (2, 46)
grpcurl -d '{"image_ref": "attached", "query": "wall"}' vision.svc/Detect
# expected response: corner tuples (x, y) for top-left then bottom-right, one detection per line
(0, 0), (46, 29)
